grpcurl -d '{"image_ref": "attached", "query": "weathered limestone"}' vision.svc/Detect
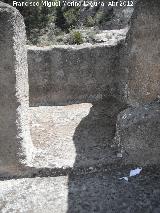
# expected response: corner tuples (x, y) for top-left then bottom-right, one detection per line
(27, 0), (160, 107)
(113, 0), (160, 166)
(27, 42), (124, 106)
(0, 2), (33, 174)
(121, 0), (160, 106)
(0, 176), (69, 212)
(114, 101), (160, 165)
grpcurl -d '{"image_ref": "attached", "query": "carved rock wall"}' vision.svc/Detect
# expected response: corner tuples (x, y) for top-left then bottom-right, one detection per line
(0, 2), (33, 175)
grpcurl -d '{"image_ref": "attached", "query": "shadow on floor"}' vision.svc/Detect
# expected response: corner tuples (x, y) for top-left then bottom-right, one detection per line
(67, 97), (127, 213)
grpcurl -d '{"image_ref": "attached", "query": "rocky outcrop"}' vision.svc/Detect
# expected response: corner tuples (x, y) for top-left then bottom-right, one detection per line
(0, 1), (159, 212)
(113, 0), (160, 166)
(0, 2), (33, 175)
(114, 101), (160, 165)
(119, 0), (160, 106)
(27, 0), (160, 107)
(27, 0), (160, 169)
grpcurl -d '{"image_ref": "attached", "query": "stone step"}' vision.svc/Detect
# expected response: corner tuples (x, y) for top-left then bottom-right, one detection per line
(0, 165), (160, 213)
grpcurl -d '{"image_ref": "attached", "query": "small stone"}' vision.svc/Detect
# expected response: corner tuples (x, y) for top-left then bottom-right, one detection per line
(117, 153), (123, 158)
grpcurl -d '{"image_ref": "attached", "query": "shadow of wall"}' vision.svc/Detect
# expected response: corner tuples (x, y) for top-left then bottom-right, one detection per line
(67, 97), (127, 212)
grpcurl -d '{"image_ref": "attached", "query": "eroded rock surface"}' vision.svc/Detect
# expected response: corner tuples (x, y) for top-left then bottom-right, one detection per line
(0, 1), (159, 212)
(120, 0), (160, 106)
(114, 101), (160, 165)
(28, 43), (123, 106)
(0, 2), (33, 175)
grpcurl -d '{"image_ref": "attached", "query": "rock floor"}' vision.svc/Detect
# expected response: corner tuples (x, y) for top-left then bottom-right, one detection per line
(0, 165), (160, 213)
(1, 97), (160, 212)
(30, 98), (126, 168)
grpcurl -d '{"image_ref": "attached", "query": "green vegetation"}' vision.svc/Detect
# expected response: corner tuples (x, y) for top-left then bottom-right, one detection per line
(95, 11), (112, 25)
(63, 7), (80, 28)
(69, 31), (84, 45)
(84, 16), (95, 27)
(2, 0), (114, 46)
